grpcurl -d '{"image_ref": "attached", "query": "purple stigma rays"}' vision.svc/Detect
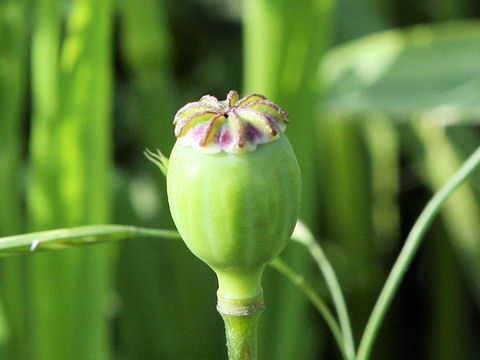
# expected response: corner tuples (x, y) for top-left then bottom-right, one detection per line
(173, 91), (289, 153)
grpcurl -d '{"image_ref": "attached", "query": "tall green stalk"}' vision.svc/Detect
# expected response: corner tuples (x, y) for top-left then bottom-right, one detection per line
(28, 0), (114, 359)
(0, 0), (29, 358)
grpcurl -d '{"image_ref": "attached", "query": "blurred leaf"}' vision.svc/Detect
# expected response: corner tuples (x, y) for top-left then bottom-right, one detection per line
(321, 21), (480, 123)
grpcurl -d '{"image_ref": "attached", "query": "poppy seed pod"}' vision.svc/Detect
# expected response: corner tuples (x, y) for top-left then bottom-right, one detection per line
(147, 91), (302, 360)
(166, 91), (301, 307)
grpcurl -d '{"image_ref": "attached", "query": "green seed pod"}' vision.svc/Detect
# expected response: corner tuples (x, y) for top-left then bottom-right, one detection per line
(157, 91), (301, 360)
(166, 91), (301, 304)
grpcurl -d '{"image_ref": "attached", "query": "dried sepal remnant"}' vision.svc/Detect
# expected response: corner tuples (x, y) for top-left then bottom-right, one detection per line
(144, 148), (169, 176)
(173, 90), (289, 153)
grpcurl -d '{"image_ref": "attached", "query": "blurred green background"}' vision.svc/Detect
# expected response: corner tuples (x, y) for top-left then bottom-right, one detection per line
(0, 0), (479, 359)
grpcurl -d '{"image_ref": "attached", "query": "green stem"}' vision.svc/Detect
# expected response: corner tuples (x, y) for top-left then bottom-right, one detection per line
(221, 313), (261, 360)
(217, 295), (264, 360)
(356, 145), (480, 360)
(292, 222), (356, 360)
(270, 258), (348, 360)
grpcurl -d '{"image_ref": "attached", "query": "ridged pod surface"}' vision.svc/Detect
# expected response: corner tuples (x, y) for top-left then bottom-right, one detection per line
(166, 91), (301, 302)
(167, 133), (301, 299)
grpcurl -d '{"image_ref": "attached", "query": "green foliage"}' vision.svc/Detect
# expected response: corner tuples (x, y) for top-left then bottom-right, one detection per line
(0, 1), (480, 360)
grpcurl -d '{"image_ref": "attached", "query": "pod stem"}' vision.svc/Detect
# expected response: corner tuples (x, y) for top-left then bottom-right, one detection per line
(218, 296), (264, 360)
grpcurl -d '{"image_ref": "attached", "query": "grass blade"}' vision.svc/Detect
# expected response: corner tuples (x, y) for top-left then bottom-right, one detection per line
(0, 225), (179, 255)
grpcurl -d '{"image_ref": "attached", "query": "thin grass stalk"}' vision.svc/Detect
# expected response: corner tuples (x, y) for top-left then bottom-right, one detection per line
(0, 225), (179, 254)
(292, 222), (355, 359)
(270, 258), (348, 360)
(28, 0), (114, 358)
(356, 144), (480, 360)
(243, 1), (333, 358)
(0, 0), (29, 358)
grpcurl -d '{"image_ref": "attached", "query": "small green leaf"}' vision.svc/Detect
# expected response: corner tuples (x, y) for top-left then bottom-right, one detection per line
(321, 21), (480, 123)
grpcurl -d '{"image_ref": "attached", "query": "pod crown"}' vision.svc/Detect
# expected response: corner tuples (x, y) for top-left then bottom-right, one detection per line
(173, 91), (289, 153)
